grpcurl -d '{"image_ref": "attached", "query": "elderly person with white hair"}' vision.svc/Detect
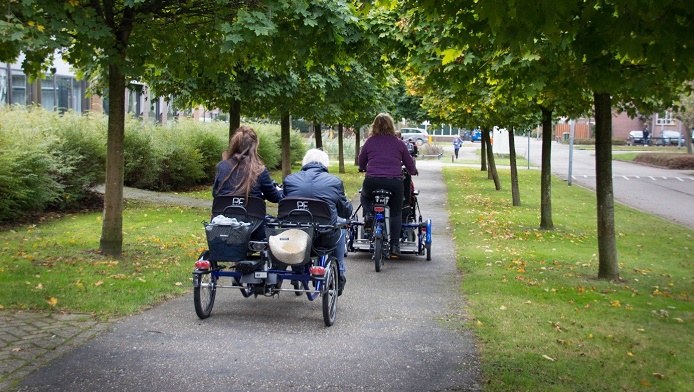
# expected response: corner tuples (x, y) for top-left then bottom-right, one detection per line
(282, 148), (352, 295)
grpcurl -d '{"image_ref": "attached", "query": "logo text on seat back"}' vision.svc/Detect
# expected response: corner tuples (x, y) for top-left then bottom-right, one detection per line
(232, 197), (245, 206)
(296, 200), (309, 210)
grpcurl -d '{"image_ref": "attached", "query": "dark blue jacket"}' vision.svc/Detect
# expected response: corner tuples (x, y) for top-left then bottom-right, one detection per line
(212, 160), (283, 202)
(282, 162), (352, 224)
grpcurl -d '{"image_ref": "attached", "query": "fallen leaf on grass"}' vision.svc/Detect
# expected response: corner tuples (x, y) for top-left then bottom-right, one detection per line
(524, 300), (532, 305)
(640, 381), (651, 386)
(652, 373), (665, 379)
(542, 355), (555, 362)
(94, 280), (103, 287)
(673, 318), (683, 323)
(11, 347), (21, 352)
(499, 305), (506, 310)
(476, 320), (483, 327)
(47, 297), (57, 307)
(174, 282), (183, 286)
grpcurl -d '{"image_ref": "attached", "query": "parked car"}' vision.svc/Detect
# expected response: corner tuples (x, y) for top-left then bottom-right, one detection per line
(400, 128), (429, 145)
(655, 130), (684, 146)
(627, 130), (648, 146)
(471, 129), (482, 142)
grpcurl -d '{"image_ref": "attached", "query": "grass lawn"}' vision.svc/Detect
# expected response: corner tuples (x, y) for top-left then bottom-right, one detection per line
(0, 200), (210, 317)
(444, 167), (693, 391)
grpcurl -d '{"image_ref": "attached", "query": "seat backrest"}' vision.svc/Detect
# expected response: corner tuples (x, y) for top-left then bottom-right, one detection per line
(277, 196), (332, 225)
(212, 195), (266, 221)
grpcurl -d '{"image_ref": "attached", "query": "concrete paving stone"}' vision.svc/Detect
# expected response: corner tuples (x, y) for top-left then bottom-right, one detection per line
(48, 326), (80, 339)
(0, 359), (23, 376)
(0, 330), (22, 341)
(30, 320), (50, 329)
(52, 313), (93, 322)
(28, 338), (60, 350)
(7, 312), (41, 320)
(20, 332), (51, 341)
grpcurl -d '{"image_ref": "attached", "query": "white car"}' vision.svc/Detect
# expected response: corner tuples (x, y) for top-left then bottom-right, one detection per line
(400, 128), (429, 145)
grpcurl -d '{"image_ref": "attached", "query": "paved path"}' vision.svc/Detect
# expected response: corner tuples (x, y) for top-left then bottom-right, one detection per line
(4, 161), (481, 392)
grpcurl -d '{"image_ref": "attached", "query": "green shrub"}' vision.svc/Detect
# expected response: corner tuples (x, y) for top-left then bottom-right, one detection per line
(123, 120), (160, 189)
(0, 139), (63, 222)
(571, 138), (627, 146)
(189, 129), (227, 183)
(0, 108), (309, 221)
(573, 138), (594, 145)
(254, 126), (281, 169)
(634, 153), (694, 169)
(152, 130), (206, 191)
(50, 112), (107, 209)
(289, 130), (307, 166)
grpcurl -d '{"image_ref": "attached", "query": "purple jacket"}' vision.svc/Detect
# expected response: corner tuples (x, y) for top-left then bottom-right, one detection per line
(358, 134), (418, 177)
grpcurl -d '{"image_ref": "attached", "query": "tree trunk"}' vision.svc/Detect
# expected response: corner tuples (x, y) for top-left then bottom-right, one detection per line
(482, 126), (501, 189)
(509, 128), (521, 206)
(480, 129), (487, 171)
(99, 64), (126, 257)
(314, 123), (323, 149)
(280, 113), (292, 179)
(281, 113), (291, 179)
(540, 106), (554, 230)
(594, 92), (620, 280)
(338, 123), (345, 173)
(354, 126), (360, 166)
(228, 98), (241, 140)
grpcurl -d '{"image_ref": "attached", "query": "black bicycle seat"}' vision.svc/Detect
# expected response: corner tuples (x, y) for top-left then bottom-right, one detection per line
(372, 189), (392, 197)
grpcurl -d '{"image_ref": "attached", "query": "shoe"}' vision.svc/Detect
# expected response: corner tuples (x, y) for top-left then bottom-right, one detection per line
(390, 244), (401, 258)
(364, 215), (374, 230)
(338, 274), (346, 296)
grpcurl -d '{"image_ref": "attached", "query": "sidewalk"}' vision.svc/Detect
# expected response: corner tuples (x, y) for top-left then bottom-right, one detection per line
(0, 312), (113, 390)
(3, 166), (480, 391)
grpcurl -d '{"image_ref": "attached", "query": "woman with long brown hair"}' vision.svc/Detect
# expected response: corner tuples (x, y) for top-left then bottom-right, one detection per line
(213, 125), (282, 202)
(358, 113), (418, 256)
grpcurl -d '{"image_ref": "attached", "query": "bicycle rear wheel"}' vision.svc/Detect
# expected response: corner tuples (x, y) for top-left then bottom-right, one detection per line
(322, 260), (339, 326)
(193, 272), (217, 319)
(373, 234), (383, 272)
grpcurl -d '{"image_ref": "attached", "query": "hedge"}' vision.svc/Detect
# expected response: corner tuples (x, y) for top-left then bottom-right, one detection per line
(0, 106), (305, 222)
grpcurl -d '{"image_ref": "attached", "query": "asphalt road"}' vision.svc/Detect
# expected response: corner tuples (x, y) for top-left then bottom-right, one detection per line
(14, 160), (481, 392)
(518, 137), (694, 230)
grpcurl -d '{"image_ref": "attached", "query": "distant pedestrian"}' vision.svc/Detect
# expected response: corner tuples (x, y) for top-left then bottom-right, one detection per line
(642, 128), (650, 146)
(452, 135), (463, 159)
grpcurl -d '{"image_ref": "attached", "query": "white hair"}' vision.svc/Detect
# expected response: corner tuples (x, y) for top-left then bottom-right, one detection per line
(302, 148), (330, 168)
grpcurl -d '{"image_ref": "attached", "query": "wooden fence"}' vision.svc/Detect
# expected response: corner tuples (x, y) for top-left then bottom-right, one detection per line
(555, 123), (591, 140)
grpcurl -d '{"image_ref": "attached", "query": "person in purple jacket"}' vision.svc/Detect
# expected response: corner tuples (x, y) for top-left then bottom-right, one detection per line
(358, 113), (418, 256)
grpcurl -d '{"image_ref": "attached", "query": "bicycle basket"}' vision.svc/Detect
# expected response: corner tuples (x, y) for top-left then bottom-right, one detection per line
(266, 225), (314, 266)
(205, 221), (252, 262)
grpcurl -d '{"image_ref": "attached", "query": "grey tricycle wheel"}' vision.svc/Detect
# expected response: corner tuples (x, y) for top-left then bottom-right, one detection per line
(194, 272), (217, 319)
(373, 236), (383, 272)
(322, 260), (339, 326)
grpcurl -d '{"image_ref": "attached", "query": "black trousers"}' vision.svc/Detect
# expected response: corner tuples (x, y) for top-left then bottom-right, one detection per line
(360, 176), (404, 246)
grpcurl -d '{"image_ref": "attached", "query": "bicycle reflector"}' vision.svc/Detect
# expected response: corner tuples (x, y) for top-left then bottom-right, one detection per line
(309, 266), (326, 277)
(374, 206), (385, 213)
(195, 260), (210, 269)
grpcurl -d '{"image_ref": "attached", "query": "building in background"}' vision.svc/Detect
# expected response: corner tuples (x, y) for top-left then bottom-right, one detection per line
(0, 53), (185, 126)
